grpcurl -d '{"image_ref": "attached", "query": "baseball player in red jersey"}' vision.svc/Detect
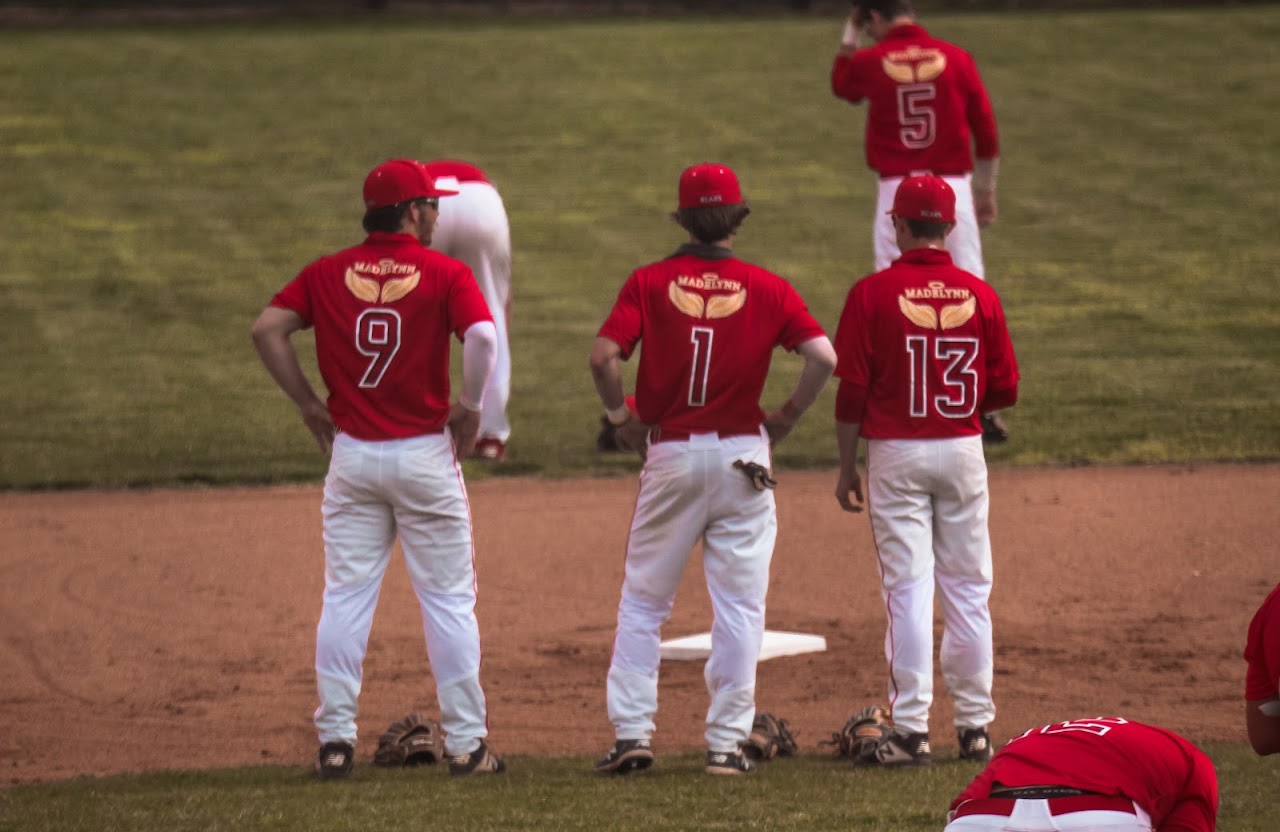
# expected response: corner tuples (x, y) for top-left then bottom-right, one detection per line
(251, 159), (505, 779)
(946, 717), (1219, 832)
(832, 0), (1009, 442)
(423, 160), (514, 462)
(1244, 581), (1280, 755)
(832, 0), (999, 278)
(589, 163), (836, 776)
(832, 175), (1019, 767)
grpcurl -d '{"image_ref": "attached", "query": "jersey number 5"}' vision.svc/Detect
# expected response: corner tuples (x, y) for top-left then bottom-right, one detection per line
(897, 83), (937, 149)
(907, 335), (978, 418)
(356, 308), (402, 388)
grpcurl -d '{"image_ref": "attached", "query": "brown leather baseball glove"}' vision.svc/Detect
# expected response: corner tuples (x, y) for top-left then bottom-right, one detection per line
(822, 705), (892, 765)
(372, 714), (445, 767)
(741, 711), (798, 761)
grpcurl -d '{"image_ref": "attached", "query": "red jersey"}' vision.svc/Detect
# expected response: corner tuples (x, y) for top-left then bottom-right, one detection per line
(953, 718), (1218, 832)
(1245, 582), (1280, 699)
(422, 159), (490, 184)
(831, 23), (999, 178)
(833, 248), (1017, 439)
(271, 231), (492, 440)
(598, 244), (825, 436)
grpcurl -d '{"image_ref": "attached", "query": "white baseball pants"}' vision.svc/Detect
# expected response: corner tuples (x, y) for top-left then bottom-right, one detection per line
(865, 436), (994, 736)
(946, 799), (1153, 832)
(606, 431), (776, 753)
(875, 174), (985, 278)
(431, 181), (513, 442)
(313, 431), (489, 756)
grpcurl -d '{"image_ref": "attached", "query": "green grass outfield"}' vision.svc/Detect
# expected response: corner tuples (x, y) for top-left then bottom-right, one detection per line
(1, 10), (1278, 824)
(0, 8), (1277, 488)
(2, 746), (1276, 832)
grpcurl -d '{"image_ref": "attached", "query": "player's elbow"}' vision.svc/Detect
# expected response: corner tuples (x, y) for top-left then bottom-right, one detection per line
(1246, 700), (1280, 755)
(589, 337), (621, 375)
(800, 337), (838, 374)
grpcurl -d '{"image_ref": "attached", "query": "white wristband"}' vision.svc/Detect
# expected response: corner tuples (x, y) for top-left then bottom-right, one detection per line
(459, 397), (483, 413)
(606, 404), (631, 427)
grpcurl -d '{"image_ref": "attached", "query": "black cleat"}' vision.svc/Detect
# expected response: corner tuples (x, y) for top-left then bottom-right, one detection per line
(958, 726), (993, 763)
(594, 738), (655, 774)
(448, 741), (506, 775)
(314, 741), (355, 779)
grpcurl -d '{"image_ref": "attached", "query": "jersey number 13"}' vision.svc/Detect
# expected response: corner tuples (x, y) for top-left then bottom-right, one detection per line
(907, 334), (978, 419)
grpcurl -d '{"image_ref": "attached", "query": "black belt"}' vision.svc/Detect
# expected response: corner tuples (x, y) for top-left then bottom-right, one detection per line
(989, 785), (1099, 799)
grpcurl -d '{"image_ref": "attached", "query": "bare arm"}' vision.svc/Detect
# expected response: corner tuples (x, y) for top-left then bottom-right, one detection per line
(763, 335), (836, 448)
(973, 159), (999, 228)
(834, 419), (864, 513)
(590, 336), (649, 458)
(1247, 697), (1280, 755)
(250, 306), (335, 455)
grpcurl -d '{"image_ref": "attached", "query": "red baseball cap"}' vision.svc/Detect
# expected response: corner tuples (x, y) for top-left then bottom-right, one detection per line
(363, 159), (459, 211)
(889, 175), (956, 222)
(678, 162), (744, 210)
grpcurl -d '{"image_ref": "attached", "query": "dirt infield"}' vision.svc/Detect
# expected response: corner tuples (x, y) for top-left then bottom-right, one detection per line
(1, 463), (1275, 785)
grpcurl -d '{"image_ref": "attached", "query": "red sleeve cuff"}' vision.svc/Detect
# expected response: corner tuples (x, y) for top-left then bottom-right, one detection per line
(982, 387), (1018, 413)
(836, 380), (868, 423)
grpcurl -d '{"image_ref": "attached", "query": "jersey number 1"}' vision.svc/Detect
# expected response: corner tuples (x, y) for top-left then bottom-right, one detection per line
(688, 327), (713, 407)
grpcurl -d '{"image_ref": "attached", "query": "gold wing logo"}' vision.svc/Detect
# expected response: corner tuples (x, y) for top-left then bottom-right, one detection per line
(882, 46), (947, 84)
(344, 267), (422, 304)
(345, 269), (381, 303)
(669, 282), (706, 318)
(939, 297), (976, 330)
(705, 289), (747, 319)
(898, 296), (939, 330)
(669, 282), (747, 320)
(380, 272), (421, 303)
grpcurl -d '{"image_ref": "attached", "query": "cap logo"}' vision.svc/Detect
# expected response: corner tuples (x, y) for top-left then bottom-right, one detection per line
(700, 194), (724, 204)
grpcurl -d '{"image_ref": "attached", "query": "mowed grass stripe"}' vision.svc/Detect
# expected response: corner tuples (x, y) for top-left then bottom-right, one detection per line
(0, 9), (1277, 488)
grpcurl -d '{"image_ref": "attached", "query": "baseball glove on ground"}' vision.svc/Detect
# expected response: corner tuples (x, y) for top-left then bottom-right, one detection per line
(821, 705), (892, 764)
(372, 714), (445, 767)
(741, 712), (798, 761)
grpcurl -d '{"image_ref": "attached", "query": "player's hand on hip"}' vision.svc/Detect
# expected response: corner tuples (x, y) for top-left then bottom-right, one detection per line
(614, 419), (651, 462)
(763, 408), (798, 448)
(299, 399), (336, 455)
(835, 465), (864, 513)
(974, 190), (997, 228)
(447, 403), (482, 459)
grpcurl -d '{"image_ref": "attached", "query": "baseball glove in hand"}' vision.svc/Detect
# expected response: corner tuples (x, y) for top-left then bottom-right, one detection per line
(822, 705), (892, 764)
(372, 714), (445, 767)
(741, 712), (799, 761)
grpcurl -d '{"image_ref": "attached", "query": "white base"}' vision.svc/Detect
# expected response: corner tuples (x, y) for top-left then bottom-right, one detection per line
(659, 630), (827, 662)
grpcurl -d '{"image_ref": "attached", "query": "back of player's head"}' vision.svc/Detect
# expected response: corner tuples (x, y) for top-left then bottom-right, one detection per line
(890, 175), (956, 223)
(673, 162), (751, 244)
(361, 158), (460, 233)
(362, 159), (457, 211)
(852, 0), (915, 20)
(677, 163), (743, 210)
